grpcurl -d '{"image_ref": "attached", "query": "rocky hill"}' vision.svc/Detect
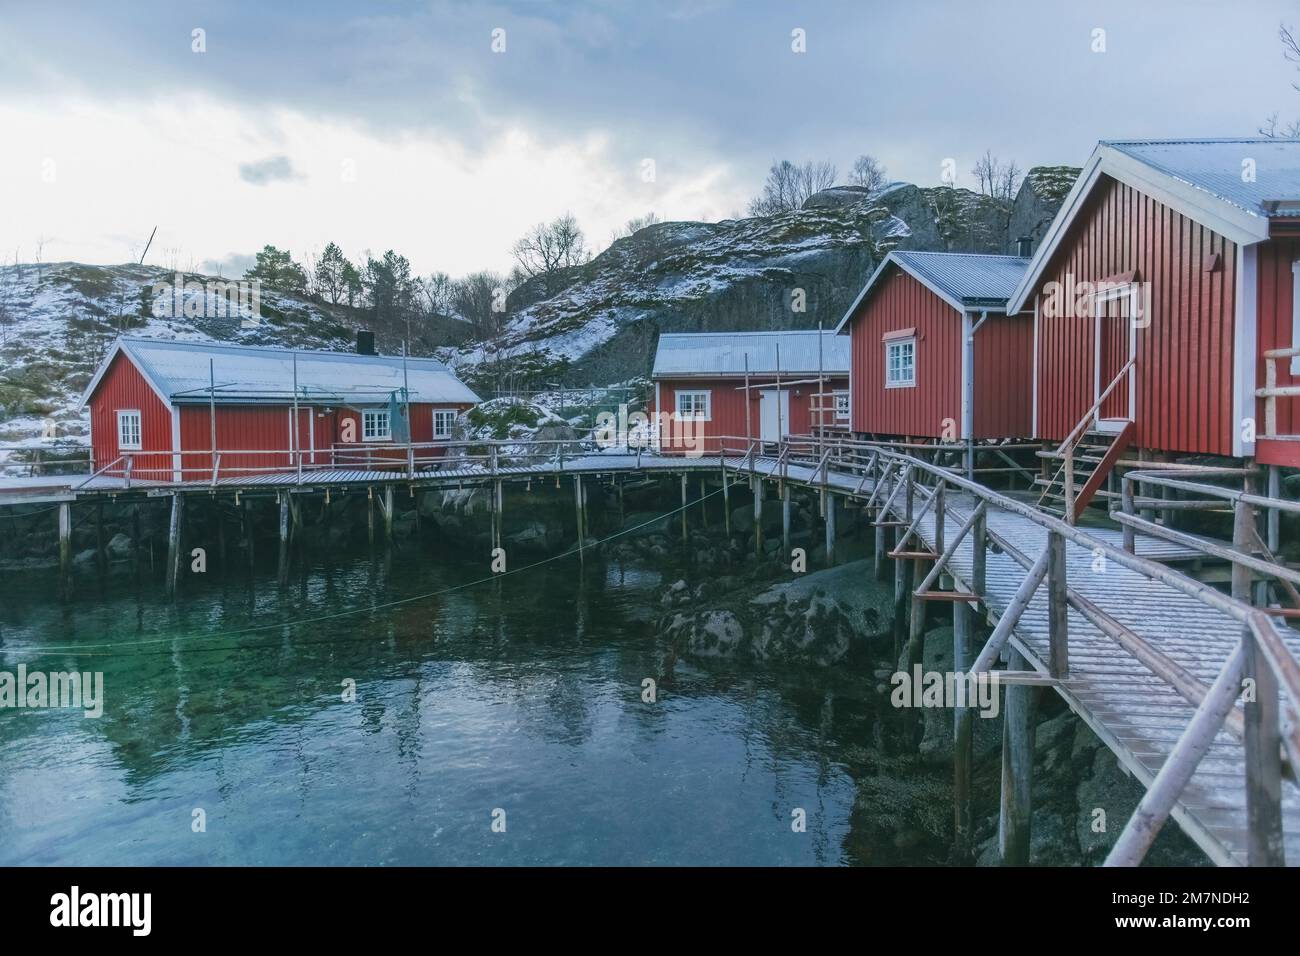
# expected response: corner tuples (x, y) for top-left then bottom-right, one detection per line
(0, 165), (1078, 466)
(471, 165), (1078, 384)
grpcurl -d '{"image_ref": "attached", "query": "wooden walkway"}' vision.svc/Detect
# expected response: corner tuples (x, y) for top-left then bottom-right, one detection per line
(3, 443), (1297, 865)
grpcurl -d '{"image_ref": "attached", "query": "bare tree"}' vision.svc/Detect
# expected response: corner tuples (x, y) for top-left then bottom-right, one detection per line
(972, 151), (1022, 202)
(452, 271), (513, 341)
(848, 154), (888, 192)
(511, 214), (590, 291)
(748, 159), (837, 215)
(0, 254), (15, 347)
(420, 271), (454, 316)
(1261, 25), (1300, 136)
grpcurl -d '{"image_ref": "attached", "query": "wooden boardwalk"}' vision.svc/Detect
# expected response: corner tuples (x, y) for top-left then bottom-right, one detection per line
(3, 442), (1297, 865)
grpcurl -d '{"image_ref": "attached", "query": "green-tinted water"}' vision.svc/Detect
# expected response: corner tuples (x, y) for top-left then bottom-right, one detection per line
(0, 539), (878, 866)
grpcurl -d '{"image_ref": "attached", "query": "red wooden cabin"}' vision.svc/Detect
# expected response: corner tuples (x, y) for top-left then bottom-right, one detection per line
(834, 251), (1033, 443)
(79, 336), (480, 482)
(1006, 138), (1300, 481)
(649, 330), (849, 454)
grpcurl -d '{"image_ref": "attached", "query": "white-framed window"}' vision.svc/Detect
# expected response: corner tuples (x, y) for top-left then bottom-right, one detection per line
(675, 390), (711, 421)
(885, 338), (916, 388)
(833, 391), (850, 420)
(433, 409), (456, 439)
(116, 409), (142, 450)
(362, 409), (391, 441)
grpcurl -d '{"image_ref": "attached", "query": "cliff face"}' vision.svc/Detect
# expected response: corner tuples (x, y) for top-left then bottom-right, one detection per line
(471, 165), (1078, 385)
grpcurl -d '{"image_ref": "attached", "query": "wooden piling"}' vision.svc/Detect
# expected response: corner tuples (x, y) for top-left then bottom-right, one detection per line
(999, 647), (1037, 866)
(680, 473), (688, 543)
(953, 598), (973, 858)
(165, 493), (184, 597)
(892, 527), (912, 664)
(782, 484), (791, 555)
(278, 493), (290, 583)
(873, 512), (886, 581)
(721, 462), (731, 536)
(367, 488), (375, 546)
(575, 475), (586, 560)
(244, 498), (255, 572)
(383, 486), (394, 539)
(58, 501), (71, 583)
(753, 478), (764, 555)
(824, 493), (836, 566)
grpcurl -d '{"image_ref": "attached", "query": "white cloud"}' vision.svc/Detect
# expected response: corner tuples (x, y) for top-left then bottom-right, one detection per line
(0, 94), (747, 276)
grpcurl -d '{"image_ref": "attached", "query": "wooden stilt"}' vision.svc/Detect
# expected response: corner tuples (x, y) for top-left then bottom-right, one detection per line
(680, 473), (688, 543)
(824, 494), (836, 566)
(367, 488), (375, 546)
(383, 486), (394, 539)
(575, 475), (585, 560)
(217, 502), (228, 570)
(244, 498), (255, 572)
(58, 501), (72, 584)
(754, 479), (764, 555)
(493, 479), (503, 550)
(874, 511), (886, 581)
(721, 463), (731, 536)
(782, 484), (791, 556)
(892, 526), (912, 665)
(165, 493), (184, 597)
(953, 598), (974, 859)
(699, 477), (707, 528)
(999, 647), (1037, 866)
(1047, 531), (1069, 678)
(278, 493), (290, 583)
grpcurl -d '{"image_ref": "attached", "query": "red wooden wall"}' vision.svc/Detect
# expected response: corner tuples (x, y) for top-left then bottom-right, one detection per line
(88, 352), (173, 480)
(1256, 238), (1300, 463)
(651, 375), (848, 452)
(972, 313), (1035, 438)
(1031, 175), (1237, 455)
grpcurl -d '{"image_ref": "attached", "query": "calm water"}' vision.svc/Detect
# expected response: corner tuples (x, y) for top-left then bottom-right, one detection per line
(0, 538), (875, 866)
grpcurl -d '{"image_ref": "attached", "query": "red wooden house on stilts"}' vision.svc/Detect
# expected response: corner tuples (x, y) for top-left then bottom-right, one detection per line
(1006, 138), (1300, 518)
(78, 335), (480, 482)
(834, 250), (1033, 472)
(649, 330), (849, 454)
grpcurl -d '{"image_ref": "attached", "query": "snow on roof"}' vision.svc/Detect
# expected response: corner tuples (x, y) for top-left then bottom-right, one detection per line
(1008, 138), (1300, 313)
(652, 330), (849, 378)
(833, 251), (1029, 332)
(1104, 138), (1300, 219)
(82, 337), (481, 408)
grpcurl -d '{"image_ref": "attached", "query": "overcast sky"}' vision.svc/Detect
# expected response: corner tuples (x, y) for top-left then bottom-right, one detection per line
(2, 0), (1299, 278)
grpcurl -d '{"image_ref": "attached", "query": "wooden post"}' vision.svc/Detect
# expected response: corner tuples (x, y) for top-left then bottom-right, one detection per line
(680, 473), (688, 543)
(1121, 475), (1136, 553)
(217, 502), (228, 571)
(753, 478), (764, 555)
(971, 506), (987, 599)
(892, 526), (912, 665)
(824, 493), (836, 566)
(782, 484), (792, 556)
(244, 498), (255, 572)
(278, 493), (290, 584)
(367, 488), (375, 546)
(1047, 531), (1069, 678)
(953, 598), (973, 859)
(999, 647), (1037, 865)
(1267, 465), (1281, 555)
(58, 501), (72, 583)
(383, 486), (394, 539)
(699, 477), (707, 528)
(575, 475), (585, 560)
(873, 515), (886, 582)
(493, 479), (504, 550)
(721, 461), (731, 536)
(1233, 494), (1284, 865)
(165, 493), (184, 597)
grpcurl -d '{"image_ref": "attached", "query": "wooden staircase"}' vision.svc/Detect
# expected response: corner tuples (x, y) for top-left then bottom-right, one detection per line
(1035, 422), (1134, 521)
(1034, 358), (1136, 524)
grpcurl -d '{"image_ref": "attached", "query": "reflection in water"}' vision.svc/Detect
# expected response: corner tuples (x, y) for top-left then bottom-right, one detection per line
(0, 537), (873, 866)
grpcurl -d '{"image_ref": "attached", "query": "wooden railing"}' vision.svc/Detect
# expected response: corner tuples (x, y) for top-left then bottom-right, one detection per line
(712, 434), (1298, 865)
(1037, 358), (1135, 523)
(1258, 345), (1300, 438)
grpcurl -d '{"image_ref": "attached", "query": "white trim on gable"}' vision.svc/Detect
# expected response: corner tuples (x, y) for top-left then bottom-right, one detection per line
(1234, 244), (1258, 459)
(1008, 144), (1272, 315)
(78, 338), (174, 412)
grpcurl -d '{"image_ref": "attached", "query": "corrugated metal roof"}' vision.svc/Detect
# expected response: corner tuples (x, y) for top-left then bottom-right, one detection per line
(652, 330), (849, 377)
(110, 337), (480, 405)
(1104, 138), (1300, 218)
(890, 251), (1029, 304)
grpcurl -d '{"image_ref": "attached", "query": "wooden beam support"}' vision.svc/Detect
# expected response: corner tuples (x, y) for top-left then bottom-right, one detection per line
(999, 647), (1037, 866)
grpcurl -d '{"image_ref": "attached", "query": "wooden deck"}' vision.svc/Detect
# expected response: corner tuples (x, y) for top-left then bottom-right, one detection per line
(2, 444), (1296, 865)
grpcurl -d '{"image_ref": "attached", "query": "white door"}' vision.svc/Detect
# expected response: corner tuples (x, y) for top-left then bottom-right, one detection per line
(758, 389), (791, 443)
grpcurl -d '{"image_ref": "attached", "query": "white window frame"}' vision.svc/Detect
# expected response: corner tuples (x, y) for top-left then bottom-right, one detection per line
(116, 409), (142, 450)
(433, 409), (456, 439)
(1291, 260), (1300, 375)
(833, 390), (850, 421)
(362, 409), (391, 441)
(675, 389), (711, 421)
(885, 337), (916, 388)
